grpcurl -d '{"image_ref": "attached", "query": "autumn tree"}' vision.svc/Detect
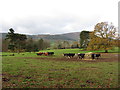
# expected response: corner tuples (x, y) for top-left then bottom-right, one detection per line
(53, 41), (61, 49)
(56, 41), (62, 49)
(87, 22), (117, 53)
(71, 41), (79, 48)
(53, 40), (70, 49)
(63, 41), (70, 49)
(113, 34), (120, 47)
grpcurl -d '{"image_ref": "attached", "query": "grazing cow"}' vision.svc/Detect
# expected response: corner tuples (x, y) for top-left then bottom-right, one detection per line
(77, 53), (85, 59)
(44, 52), (54, 56)
(91, 53), (101, 59)
(91, 54), (95, 60)
(44, 52), (48, 56)
(95, 54), (101, 59)
(9, 54), (14, 56)
(47, 52), (54, 55)
(63, 53), (75, 58)
(37, 52), (44, 56)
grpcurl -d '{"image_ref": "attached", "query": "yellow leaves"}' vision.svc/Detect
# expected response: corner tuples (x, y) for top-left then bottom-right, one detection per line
(94, 22), (116, 39)
(87, 22), (118, 51)
(87, 36), (114, 51)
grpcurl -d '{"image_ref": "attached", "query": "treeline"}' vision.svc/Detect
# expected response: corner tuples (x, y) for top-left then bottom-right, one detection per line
(53, 41), (79, 49)
(2, 28), (81, 52)
(2, 28), (50, 52)
(2, 22), (120, 53)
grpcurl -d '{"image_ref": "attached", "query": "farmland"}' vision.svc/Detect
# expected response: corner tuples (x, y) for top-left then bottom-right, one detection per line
(2, 48), (119, 88)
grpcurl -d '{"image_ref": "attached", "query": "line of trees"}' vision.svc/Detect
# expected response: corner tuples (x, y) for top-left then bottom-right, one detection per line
(53, 40), (79, 49)
(25, 38), (50, 52)
(2, 28), (50, 52)
(2, 28), (80, 52)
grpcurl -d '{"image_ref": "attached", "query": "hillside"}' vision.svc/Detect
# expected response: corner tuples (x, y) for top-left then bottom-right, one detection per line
(1, 32), (80, 41)
(59, 32), (80, 41)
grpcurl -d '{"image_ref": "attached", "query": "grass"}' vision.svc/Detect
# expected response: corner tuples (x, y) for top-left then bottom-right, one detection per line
(2, 48), (119, 88)
(2, 57), (118, 88)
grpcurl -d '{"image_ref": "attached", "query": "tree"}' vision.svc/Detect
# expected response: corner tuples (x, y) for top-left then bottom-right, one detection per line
(71, 41), (79, 48)
(58, 44), (62, 49)
(87, 22), (117, 53)
(2, 39), (9, 52)
(15, 34), (27, 53)
(80, 31), (91, 48)
(63, 41), (70, 49)
(33, 43), (39, 52)
(6, 28), (27, 52)
(6, 28), (16, 50)
(43, 40), (50, 49)
(54, 41), (62, 49)
(25, 38), (34, 52)
(6, 28), (16, 52)
(8, 45), (15, 52)
(38, 38), (44, 50)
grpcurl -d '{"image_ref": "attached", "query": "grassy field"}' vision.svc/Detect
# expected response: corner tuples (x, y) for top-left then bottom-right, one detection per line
(2, 48), (119, 88)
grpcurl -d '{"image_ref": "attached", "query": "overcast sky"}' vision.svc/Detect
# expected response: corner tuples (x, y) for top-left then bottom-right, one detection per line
(0, 0), (119, 35)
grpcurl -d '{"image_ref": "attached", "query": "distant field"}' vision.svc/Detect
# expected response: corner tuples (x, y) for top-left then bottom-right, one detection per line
(2, 48), (119, 88)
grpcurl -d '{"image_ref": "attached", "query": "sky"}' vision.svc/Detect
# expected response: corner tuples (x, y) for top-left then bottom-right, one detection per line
(0, 0), (119, 35)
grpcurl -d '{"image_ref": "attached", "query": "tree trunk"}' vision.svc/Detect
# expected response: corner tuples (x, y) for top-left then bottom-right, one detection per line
(105, 50), (108, 53)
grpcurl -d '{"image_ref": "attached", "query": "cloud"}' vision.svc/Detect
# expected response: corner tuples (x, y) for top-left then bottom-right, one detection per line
(1, 15), (100, 35)
(0, 0), (118, 34)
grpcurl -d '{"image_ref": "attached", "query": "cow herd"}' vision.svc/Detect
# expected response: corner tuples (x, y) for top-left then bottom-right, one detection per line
(63, 53), (101, 60)
(37, 52), (101, 60)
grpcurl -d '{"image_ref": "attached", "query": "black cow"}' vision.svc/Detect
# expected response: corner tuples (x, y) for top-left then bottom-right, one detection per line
(77, 53), (85, 59)
(47, 52), (54, 55)
(63, 53), (75, 58)
(91, 54), (95, 60)
(9, 54), (15, 56)
(95, 54), (101, 59)
(43, 52), (54, 56)
(91, 53), (101, 59)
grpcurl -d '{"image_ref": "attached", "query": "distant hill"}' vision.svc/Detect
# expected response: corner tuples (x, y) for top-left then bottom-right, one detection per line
(59, 32), (80, 41)
(1, 32), (80, 41)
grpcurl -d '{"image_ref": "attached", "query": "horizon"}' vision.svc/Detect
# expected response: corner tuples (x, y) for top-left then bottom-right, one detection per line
(1, 31), (81, 35)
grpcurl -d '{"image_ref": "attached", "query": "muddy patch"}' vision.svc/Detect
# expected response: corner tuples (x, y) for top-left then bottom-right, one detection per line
(16, 53), (119, 62)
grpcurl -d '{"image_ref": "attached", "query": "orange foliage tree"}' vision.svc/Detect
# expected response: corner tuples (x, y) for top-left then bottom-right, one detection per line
(87, 22), (117, 53)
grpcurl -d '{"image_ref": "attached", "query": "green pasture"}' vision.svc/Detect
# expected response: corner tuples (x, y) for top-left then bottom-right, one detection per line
(2, 47), (120, 57)
(2, 48), (119, 88)
(2, 57), (118, 88)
